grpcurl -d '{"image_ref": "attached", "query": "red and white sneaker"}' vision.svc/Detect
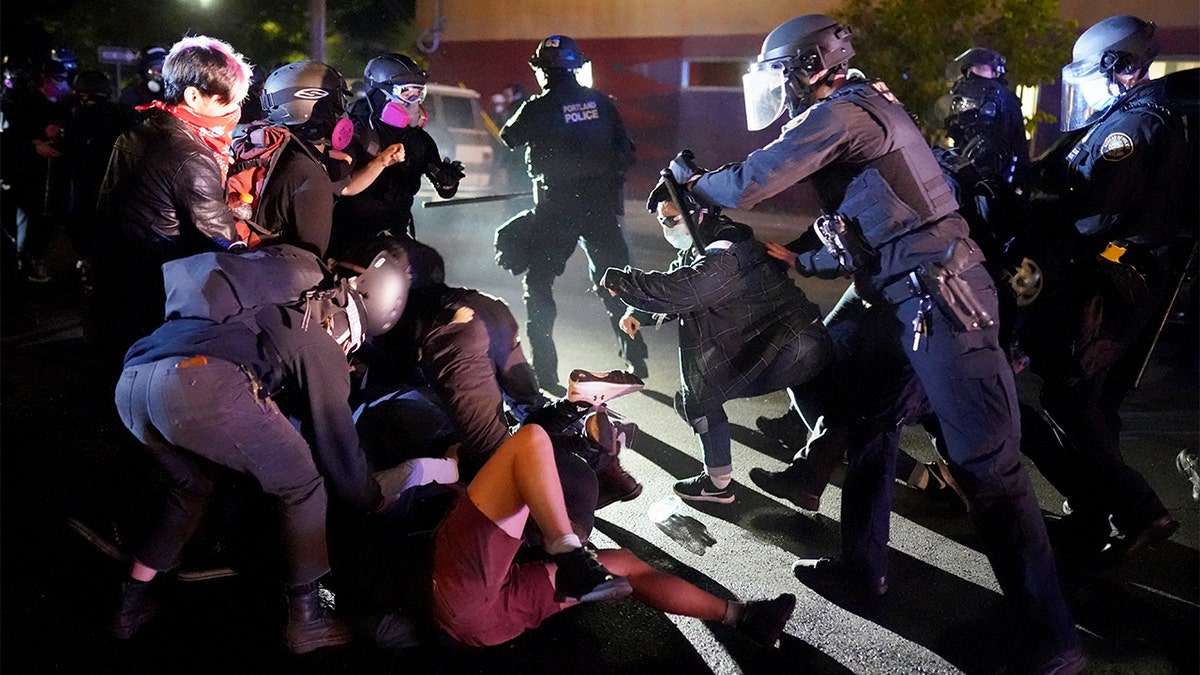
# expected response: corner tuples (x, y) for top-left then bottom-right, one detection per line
(567, 369), (644, 407)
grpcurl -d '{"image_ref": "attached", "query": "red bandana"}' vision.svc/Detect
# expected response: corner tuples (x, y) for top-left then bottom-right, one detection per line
(139, 100), (240, 180)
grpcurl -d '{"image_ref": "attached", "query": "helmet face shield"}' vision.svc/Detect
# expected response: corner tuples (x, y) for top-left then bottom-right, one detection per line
(1060, 59), (1115, 131)
(743, 59), (787, 131)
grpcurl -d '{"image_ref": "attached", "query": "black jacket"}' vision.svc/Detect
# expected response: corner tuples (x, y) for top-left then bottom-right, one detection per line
(97, 108), (242, 255)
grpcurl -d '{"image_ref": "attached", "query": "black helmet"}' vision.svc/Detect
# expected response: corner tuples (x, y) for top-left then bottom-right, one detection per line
(945, 75), (1007, 142)
(348, 243), (412, 336)
(261, 60), (348, 127)
(363, 53), (428, 92)
(744, 15), (854, 130)
(1072, 14), (1159, 77)
(529, 35), (588, 71)
(138, 46), (168, 77)
(954, 47), (1006, 77)
(1060, 15), (1159, 130)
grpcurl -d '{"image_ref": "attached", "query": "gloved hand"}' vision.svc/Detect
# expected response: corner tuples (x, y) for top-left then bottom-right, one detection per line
(668, 149), (706, 187)
(439, 157), (466, 181)
(645, 177), (672, 213)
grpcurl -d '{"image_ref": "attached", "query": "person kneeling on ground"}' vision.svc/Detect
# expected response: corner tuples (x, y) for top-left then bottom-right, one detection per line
(431, 423), (796, 648)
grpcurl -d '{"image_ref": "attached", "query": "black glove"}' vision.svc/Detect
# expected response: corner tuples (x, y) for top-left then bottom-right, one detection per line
(645, 178), (671, 213)
(668, 149), (706, 187)
(439, 157), (466, 181)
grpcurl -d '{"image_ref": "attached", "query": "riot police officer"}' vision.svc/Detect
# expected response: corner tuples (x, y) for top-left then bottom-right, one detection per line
(331, 52), (463, 251)
(1018, 15), (1192, 558)
(678, 15), (1083, 674)
(119, 46), (167, 109)
(496, 35), (646, 393)
(943, 47), (1028, 184)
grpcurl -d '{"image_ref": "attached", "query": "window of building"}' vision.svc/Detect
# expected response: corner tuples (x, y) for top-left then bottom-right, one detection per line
(681, 59), (747, 90)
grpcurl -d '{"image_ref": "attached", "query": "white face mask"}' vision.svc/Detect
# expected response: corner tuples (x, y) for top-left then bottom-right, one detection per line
(658, 216), (694, 251)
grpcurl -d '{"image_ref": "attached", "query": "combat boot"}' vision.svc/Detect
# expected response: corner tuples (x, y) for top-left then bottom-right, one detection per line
(284, 581), (354, 654)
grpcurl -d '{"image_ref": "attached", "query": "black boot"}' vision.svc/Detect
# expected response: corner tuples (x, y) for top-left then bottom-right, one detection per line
(284, 581), (353, 654)
(110, 579), (161, 640)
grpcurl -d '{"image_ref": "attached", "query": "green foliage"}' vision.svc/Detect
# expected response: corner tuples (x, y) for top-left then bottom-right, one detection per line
(833, 0), (1077, 133)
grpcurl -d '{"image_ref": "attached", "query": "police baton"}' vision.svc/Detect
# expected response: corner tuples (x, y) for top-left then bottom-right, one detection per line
(421, 192), (533, 209)
(659, 168), (703, 256)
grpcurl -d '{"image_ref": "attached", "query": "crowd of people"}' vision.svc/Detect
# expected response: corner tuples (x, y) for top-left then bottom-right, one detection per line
(1, 12), (1196, 675)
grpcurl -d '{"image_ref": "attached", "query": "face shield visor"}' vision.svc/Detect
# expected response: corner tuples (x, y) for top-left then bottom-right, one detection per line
(743, 58), (788, 131)
(1060, 59), (1116, 131)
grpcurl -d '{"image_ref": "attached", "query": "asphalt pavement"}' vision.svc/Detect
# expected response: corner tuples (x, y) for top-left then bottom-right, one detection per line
(2, 198), (1196, 674)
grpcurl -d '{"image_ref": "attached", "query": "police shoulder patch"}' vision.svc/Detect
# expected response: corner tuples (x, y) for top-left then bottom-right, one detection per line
(1100, 132), (1134, 161)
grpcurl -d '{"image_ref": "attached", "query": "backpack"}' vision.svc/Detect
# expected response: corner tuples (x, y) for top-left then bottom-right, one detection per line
(162, 243), (339, 326)
(227, 121), (295, 248)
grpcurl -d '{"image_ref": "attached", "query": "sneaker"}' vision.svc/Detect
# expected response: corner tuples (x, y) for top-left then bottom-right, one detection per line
(567, 369), (644, 406)
(552, 547), (633, 603)
(110, 580), (162, 640)
(596, 459), (643, 509)
(673, 473), (735, 504)
(737, 593), (796, 648)
(1177, 447), (1200, 501)
(748, 466), (821, 510)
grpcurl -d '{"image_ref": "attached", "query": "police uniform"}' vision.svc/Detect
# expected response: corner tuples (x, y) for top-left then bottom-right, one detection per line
(499, 72), (645, 388)
(695, 77), (1080, 663)
(1019, 74), (1196, 542)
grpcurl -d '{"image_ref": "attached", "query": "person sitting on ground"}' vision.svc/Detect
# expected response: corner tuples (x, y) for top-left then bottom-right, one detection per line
(600, 172), (832, 504)
(430, 423), (798, 649)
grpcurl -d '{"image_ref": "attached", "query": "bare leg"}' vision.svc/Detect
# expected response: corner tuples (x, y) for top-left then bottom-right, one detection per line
(596, 548), (727, 621)
(466, 424), (573, 542)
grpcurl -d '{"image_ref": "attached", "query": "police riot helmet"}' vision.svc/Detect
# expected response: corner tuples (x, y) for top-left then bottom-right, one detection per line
(954, 47), (1007, 78)
(529, 35), (588, 71)
(743, 15), (855, 130)
(1060, 15), (1159, 131)
(945, 74), (1007, 145)
(261, 60), (348, 127)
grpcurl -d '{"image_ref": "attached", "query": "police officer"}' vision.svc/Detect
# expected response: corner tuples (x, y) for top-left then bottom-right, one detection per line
(496, 35), (646, 393)
(677, 15), (1083, 674)
(1018, 15), (1191, 558)
(119, 46), (168, 109)
(331, 52), (464, 251)
(943, 47), (1028, 184)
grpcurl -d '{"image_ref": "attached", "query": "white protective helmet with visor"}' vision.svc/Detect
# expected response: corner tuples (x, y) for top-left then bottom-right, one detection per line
(742, 14), (855, 131)
(1060, 15), (1159, 131)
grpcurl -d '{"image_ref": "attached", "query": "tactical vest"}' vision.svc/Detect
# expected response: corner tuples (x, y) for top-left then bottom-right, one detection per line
(818, 81), (959, 241)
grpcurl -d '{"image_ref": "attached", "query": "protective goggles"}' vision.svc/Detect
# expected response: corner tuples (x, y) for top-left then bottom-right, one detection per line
(388, 83), (427, 105)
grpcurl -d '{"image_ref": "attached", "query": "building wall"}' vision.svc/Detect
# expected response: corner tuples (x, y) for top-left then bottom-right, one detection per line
(415, 2), (1198, 203)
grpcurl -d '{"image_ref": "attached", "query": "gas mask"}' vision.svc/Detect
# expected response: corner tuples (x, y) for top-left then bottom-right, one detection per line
(379, 82), (428, 128)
